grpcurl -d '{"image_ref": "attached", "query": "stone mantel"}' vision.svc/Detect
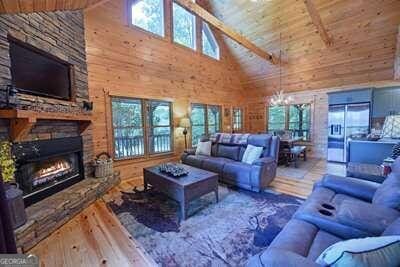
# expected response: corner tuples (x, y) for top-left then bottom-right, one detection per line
(15, 172), (121, 253)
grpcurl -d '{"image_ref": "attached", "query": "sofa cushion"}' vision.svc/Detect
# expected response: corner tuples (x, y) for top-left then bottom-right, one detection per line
(202, 157), (233, 174)
(183, 155), (209, 168)
(269, 219), (319, 257)
(222, 162), (252, 185)
(242, 144), (263, 164)
(383, 217), (400, 236)
(217, 144), (240, 161)
(248, 134), (272, 157)
(316, 236), (400, 267)
(195, 141), (211, 156)
(306, 230), (342, 261)
(337, 200), (400, 235)
(373, 173), (400, 210)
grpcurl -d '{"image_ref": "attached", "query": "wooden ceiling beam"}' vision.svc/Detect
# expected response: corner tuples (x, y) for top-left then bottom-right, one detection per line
(175, 0), (278, 64)
(304, 0), (333, 47)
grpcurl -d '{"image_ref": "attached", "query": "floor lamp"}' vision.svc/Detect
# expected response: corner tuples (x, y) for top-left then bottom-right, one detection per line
(179, 118), (191, 150)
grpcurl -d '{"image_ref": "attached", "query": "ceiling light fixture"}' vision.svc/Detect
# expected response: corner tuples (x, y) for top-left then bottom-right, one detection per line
(270, 32), (292, 106)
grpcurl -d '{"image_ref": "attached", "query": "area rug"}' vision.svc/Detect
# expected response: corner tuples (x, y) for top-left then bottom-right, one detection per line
(107, 185), (303, 267)
(276, 158), (320, 180)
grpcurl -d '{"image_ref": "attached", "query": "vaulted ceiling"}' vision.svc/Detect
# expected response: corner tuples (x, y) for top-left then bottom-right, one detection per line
(1, 0), (399, 96)
(209, 0), (400, 95)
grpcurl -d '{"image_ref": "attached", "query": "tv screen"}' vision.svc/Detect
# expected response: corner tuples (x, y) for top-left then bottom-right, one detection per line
(9, 38), (72, 100)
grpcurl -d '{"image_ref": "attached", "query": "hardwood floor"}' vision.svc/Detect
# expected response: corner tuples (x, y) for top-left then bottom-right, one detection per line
(29, 159), (345, 266)
(29, 183), (156, 267)
(270, 159), (346, 198)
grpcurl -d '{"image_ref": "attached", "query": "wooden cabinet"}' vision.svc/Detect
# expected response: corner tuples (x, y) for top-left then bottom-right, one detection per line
(372, 87), (400, 118)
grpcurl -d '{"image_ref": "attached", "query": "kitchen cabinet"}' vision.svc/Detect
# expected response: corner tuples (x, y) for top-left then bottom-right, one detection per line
(372, 87), (400, 118)
(328, 88), (373, 105)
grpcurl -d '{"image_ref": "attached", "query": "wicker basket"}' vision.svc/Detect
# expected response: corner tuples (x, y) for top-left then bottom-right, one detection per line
(93, 152), (113, 178)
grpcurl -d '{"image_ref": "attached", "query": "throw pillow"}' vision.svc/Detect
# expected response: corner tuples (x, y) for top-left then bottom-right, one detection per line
(316, 236), (400, 267)
(195, 141), (211, 156)
(242, 144), (263, 164)
(392, 143), (400, 159)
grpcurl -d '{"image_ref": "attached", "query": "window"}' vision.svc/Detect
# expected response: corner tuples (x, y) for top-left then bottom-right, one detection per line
(130, 0), (165, 37)
(289, 104), (311, 141)
(202, 22), (219, 60)
(268, 106), (286, 132)
(232, 107), (243, 132)
(112, 98), (145, 158)
(148, 100), (173, 153)
(112, 97), (173, 159)
(173, 1), (196, 50)
(267, 104), (311, 141)
(191, 104), (221, 146)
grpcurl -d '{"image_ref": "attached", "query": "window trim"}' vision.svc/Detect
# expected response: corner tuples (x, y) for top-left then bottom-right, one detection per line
(111, 96), (174, 161)
(190, 103), (222, 147)
(172, 0), (197, 51)
(232, 107), (243, 133)
(267, 103), (312, 142)
(202, 22), (220, 60)
(127, 0), (167, 39)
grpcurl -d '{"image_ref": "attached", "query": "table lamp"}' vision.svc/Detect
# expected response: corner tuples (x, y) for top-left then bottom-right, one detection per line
(179, 117), (191, 149)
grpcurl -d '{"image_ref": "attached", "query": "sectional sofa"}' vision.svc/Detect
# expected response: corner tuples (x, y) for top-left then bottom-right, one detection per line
(181, 133), (280, 192)
(247, 157), (400, 266)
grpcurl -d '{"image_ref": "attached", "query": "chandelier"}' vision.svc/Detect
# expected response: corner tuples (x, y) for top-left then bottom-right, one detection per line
(270, 90), (293, 106)
(270, 32), (292, 107)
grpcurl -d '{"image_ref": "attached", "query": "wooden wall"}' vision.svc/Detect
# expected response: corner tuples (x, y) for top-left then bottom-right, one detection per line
(209, 0), (400, 94)
(84, 0), (244, 181)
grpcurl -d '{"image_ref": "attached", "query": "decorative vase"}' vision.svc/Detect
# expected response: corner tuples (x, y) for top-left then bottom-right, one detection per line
(5, 183), (27, 229)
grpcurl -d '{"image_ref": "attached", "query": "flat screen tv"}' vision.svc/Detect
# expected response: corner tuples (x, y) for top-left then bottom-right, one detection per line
(9, 37), (72, 100)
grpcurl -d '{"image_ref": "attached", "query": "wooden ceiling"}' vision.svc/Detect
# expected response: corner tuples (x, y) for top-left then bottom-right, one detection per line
(0, 0), (105, 13)
(209, 0), (400, 95)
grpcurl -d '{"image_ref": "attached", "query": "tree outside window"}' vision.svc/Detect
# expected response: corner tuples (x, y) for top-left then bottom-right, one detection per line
(130, 0), (165, 37)
(112, 97), (173, 159)
(202, 22), (219, 60)
(173, 1), (196, 50)
(267, 104), (311, 141)
(191, 104), (221, 146)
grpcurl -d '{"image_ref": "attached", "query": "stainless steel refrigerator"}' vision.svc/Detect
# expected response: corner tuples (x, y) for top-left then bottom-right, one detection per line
(327, 103), (370, 162)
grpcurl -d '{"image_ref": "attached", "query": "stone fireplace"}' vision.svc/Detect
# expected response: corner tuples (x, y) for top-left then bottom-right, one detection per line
(14, 137), (85, 207)
(0, 11), (120, 252)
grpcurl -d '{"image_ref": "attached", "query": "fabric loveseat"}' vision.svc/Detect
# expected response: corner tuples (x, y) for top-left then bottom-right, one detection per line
(181, 133), (280, 192)
(247, 157), (400, 266)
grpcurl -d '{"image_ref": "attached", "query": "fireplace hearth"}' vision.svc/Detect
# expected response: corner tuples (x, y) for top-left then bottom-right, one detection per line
(13, 137), (84, 207)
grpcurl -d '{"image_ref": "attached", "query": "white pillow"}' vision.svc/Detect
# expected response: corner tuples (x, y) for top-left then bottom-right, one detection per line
(316, 235), (400, 267)
(195, 141), (211, 156)
(242, 144), (263, 164)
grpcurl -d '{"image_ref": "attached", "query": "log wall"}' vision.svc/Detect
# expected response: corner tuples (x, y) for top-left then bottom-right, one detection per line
(85, 0), (244, 181)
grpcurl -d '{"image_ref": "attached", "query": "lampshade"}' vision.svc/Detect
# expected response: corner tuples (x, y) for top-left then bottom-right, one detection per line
(179, 118), (191, 128)
(382, 115), (400, 139)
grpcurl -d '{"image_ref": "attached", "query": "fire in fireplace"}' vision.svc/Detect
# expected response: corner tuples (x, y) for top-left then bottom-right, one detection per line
(32, 158), (73, 187)
(13, 137), (84, 207)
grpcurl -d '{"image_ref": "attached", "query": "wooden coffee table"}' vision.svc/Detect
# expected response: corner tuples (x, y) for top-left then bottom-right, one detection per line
(143, 163), (219, 221)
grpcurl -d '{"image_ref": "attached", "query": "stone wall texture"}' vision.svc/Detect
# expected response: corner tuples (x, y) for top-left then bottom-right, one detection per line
(0, 10), (93, 176)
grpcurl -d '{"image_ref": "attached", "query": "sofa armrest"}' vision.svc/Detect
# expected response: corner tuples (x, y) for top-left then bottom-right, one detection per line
(337, 200), (400, 236)
(252, 157), (275, 166)
(183, 149), (196, 155)
(319, 174), (380, 202)
(246, 248), (320, 267)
